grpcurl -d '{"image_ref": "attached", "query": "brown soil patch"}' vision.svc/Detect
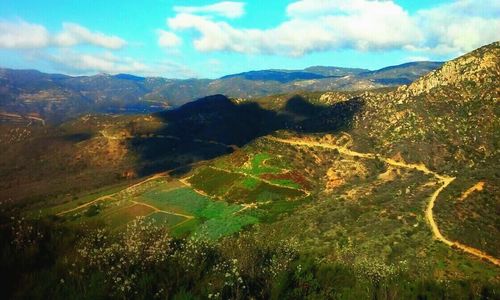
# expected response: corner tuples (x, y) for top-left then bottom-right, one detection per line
(260, 170), (311, 189)
(459, 181), (485, 201)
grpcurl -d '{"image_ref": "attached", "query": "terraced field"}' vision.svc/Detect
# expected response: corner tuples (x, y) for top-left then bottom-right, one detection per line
(40, 135), (500, 269)
(44, 148), (315, 239)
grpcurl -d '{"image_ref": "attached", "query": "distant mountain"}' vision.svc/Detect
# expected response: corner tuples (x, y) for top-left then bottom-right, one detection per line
(220, 70), (329, 83)
(113, 73), (146, 82)
(219, 63), (442, 84)
(0, 69), (170, 123)
(0, 61), (442, 123)
(358, 61), (444, 85)
(304, 66), (369, 76)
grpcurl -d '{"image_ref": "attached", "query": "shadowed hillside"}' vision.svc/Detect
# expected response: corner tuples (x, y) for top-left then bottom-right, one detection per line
(0, 93), (363, 206)
(131, 94), (363, 175)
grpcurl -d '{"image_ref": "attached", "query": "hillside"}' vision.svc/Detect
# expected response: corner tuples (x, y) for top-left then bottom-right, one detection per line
(0, 43), (498, 299)
(351, 41), (500, 258)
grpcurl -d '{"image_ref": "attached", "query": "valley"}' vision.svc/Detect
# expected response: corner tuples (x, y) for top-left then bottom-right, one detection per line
(43, 131), (498, 266)
(0, 42), (498, 299)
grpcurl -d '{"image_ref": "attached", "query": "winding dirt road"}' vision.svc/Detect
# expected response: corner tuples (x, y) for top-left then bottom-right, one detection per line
(266, 136), (499, 266)
(56, 134), (499, 266)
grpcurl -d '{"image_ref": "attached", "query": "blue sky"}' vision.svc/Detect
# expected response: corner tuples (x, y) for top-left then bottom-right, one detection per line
(0, 0), (498, 78)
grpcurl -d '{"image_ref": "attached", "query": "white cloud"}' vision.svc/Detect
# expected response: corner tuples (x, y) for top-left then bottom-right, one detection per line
(54, 23), (126, 49)
(287, 0), (399, 18)
(415, 0), (500, 54)
(156, 29), (182, 48)
(0, 19), (50, 48)
(48, 49), (196, 78)
(168, 0), (420, 56)
(173, 1), (245, 19)
(167, 0), (500, 57)
(49, 50), (142, 74)
(406, 56), (431, 62)
(0, 19), (126, 50)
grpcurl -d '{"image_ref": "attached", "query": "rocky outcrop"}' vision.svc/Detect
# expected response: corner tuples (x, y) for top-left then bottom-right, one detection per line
(398, 41), (499, 100)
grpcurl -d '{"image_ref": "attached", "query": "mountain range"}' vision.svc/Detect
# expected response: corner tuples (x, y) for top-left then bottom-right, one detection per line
(0, 61), (442, 123)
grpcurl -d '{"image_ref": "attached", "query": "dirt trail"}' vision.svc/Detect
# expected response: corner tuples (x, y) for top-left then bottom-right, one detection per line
(0, 112), (45, 125)
(100, 131), (237, 151)
(459, 181), (485, 201)
(57, 173), (168, 216)
(26, 115), (46, 125)
(208, 166), (311, 196)
(179, 176), (212, 198)
(233, 201), (271, 215)
(131, 200), (194, 219)
(56, 195), (114, 216)
(266, 136), (500, 266)
(425, 177), (456, 247)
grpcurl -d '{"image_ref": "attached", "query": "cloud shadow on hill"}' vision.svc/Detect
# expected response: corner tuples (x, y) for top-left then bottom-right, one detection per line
(129, 94), (363, 176)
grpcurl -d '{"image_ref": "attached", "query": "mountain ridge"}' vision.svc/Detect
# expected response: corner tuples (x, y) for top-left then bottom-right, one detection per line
(0, 61), (443, 123)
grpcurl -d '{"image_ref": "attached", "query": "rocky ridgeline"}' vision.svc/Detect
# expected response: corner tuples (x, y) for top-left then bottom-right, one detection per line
(351, 42), (500, 171)
(397, 41), (499, 101)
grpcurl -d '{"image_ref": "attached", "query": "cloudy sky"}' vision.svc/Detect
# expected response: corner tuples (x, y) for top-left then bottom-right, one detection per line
(1, 0), (499, 78)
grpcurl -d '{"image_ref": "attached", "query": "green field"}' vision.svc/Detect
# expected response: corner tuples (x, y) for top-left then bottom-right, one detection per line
(104, 203), (155, 228)
(45, 178), (264, 239)
(187, 167), (244, 196)
(188, 163), (308, 204)
(244, 152), (282, 175)
(141, 186), (258, 239)
(142, 187), (212, 216)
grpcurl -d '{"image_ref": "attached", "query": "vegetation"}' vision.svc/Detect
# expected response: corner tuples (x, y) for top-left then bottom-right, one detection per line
(1, 216), (497, 299)
(0, 43), (499, 298)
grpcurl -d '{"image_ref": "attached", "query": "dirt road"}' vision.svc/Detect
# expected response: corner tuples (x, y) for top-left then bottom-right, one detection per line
(266, 136), (499, 266)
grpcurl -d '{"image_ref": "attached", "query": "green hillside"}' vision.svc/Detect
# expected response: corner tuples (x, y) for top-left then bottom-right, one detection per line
(0, 43), (498, 299)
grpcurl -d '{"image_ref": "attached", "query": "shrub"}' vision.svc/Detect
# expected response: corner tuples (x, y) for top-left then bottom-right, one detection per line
(74, 217), (172, 297)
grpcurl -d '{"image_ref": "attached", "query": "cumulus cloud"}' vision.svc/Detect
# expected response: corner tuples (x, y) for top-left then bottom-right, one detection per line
(406, 56), (431, 62)
(48, 50), (142, 74)
(156, 29), (182, 48)
(415, 0), (500, 54)
(48, 49), (196, 78)
(166, 0), (500, 56)
(287, 0), (398, 18)
(0, 19), (50, 48)
(54, 23), (126, 49)
(173, 1), (245, 19)
(168, 0), (419, 56)
(0, 19), (126, 50)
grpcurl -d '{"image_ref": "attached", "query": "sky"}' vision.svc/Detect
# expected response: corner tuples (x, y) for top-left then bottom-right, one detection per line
(0, 0), (499, 79)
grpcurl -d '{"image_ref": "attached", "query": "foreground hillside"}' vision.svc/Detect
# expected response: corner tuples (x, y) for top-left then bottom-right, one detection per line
(352, 42), (500, 258)
(0, 43), (498, 299)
